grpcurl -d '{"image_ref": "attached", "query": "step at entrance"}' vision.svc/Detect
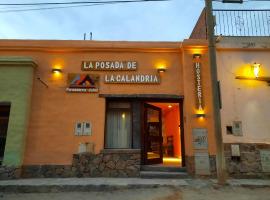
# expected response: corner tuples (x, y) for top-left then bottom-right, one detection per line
(141, 165), (186, 172)
(140, 171), (189, 179)
(140, 165), (189, 179)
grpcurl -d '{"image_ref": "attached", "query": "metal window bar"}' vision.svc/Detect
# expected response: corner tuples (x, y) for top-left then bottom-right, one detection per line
(213, 9), (270, 36)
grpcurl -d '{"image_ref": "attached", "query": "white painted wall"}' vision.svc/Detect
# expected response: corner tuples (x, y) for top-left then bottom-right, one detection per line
(217, 37), (270, 144)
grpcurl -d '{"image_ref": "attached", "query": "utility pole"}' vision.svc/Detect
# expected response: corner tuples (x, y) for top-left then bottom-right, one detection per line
(205, 0), (227, 184)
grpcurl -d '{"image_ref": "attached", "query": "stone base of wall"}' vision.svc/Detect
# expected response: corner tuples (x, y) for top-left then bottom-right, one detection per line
(21, 165), (74, 178)
(185, 156), (195, 175)
(7, 144), (270, 179)
(224, 143), (270, 178)
(186, 143), (270, 178)
(19, 149), (141, 178)
(72, 149), (141, 177)
(0, 166), (21, 180)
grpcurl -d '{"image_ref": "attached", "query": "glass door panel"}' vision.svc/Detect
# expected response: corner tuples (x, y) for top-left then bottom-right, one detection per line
(144, 103), (163, 165)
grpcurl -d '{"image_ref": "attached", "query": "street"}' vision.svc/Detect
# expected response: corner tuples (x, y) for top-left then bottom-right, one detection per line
(1, 186), (270, 200)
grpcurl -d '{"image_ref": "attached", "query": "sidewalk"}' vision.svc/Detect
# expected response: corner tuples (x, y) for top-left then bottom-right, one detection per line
(0, 178), (269, 193)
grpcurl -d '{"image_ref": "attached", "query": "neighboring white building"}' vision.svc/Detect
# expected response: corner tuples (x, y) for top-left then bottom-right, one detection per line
(191, 8), (270, 177)
(217, 37), (270, 144)
(216, 37), (270, 177)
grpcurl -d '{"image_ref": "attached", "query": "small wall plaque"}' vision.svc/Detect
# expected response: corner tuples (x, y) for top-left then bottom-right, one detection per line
(260, 150), (270, 172)
(195, 152), (211, 175)
(231, 144), (240, 157)
(192, 128), (208, 150)
(232, 121), (243, 136)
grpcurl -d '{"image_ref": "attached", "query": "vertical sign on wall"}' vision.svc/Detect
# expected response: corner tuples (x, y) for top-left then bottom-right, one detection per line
(193, 54), (204, 110)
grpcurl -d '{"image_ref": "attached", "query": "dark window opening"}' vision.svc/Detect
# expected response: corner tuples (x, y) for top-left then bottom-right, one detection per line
(0, 104), (11, 165)
(226, 126), (233, 135)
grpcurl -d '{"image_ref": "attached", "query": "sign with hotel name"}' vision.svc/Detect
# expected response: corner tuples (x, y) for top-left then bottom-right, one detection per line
(66, 73), (99, 93)
(80, 60), (160, 84)
(82, 61), (138, 71)
(194, 61), (204, 110)
(104, 74), (160, 84)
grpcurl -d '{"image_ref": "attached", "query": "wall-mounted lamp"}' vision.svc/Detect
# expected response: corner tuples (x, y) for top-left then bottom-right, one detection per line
(195, 108), (206, 119)
(236, 63), (270, 86)
(157, 67), (166, 73)
(252, 62), (261, 78)
(196, 113), (206, 118)
(52, 68), (63, 74)
(193, 54), (202, 59)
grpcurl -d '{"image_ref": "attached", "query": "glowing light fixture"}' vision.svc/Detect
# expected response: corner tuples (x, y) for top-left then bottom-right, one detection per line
(122, 113), (126, 119)
(157, 67), (166, 73)
(236, 63), (270, 86)
(195, 108), (206, 118)
(168, 105), (172, 108)
(52, 68), (62, 74)
(196, 113), (206, 118)
(252, 62), (261, 78)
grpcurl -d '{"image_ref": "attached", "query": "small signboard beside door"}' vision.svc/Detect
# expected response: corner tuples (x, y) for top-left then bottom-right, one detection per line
(260, 150), (270, 172)
(192, 128), (208, 150)
(143, 103), (163, 165)
(193, 128), (210, 175)
(195, 152), (211, 175)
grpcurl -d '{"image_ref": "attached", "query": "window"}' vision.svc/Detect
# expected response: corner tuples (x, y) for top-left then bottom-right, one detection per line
(0, 104), (11, 165)
(105, 102), (132, 149)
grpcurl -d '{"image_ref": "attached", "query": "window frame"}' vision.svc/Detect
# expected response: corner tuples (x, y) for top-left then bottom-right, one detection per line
(104, 99), (134, 149)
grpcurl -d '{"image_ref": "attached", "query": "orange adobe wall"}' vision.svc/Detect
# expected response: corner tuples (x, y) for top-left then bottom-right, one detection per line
(0, 40), (186, 165)
(0, 39), (217, 166)
(182, 39), (216, 158)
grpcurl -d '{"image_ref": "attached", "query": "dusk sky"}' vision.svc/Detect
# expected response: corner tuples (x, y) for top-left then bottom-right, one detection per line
(0, 0), (269, 41)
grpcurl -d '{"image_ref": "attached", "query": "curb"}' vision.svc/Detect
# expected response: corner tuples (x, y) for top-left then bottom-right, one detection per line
(0, 184), (179, 193)
(0, 178), (269, 193)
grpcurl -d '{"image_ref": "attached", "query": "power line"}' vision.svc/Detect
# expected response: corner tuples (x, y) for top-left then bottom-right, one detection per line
(0, 0), (169, 6)
(0, 0), (170, 13)
(0, 3), (104, 13)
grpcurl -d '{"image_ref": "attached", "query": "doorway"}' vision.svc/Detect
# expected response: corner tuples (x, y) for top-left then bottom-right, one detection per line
(0, 104), (10, 165)
(142, 101), (184, 167)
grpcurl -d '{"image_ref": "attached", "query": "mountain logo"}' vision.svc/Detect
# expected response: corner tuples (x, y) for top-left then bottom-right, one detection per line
(67, 74), (99, 93)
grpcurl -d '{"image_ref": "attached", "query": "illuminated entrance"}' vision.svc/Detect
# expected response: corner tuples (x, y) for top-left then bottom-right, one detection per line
(142, 101), (184, 167)
(104, 96), (185, 168)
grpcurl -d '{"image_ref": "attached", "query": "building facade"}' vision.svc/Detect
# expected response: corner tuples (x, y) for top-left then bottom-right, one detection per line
(0, 15), (270, 179)
(0, 39), (219, 178)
